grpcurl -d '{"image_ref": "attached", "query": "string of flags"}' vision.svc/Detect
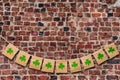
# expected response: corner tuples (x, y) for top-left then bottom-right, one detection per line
(1, 36), (120, 73)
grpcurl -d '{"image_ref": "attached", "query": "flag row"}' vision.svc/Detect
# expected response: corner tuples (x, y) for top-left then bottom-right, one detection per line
(2, 43), (119, 73)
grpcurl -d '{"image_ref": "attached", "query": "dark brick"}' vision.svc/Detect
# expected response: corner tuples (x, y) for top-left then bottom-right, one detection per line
(34, 9), (40, 13)
(5, 12), (11, 15)
(64, 27), (69, 31)
(107, 59), (120, 64)
(78, 0), (85, 2)
(11, 70), (18, 74)
(86, 27), (91, 32)
(71, 3), (76, 7)
(71, 55), (77, 59)
(67, 13), (71, 16)
(70, 37), (75, 41)
(39, 31), (44, 36)
(103, 65), (113, 69)
(41, 8), (46, 12)
(54, 17), (60, 21)
(0, 22), (3, 26)
(38, 22), (44, 26)
(0, 64), (10, 69)
(15, 76), (21, 80)
(6, 21), (10, 25)
(50, 76), (57, 80)
(15, 16), (21, 21)
(108, 13), (113, 17)
(112, 36), (118, 40)
(38, 3), (44, 7)
(5, 2), (10, 6)
(0, 27), (2, 32)
(51, 3), (56, 7)
(106, 75), (118, 80)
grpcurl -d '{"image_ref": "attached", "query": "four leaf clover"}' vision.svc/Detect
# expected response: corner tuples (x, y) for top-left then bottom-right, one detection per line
(85, 59), (91, 65)
(7, 48), (13, 54)
(108, 47), (115, 53)
(45, 62), (52, 69)
(97, 53), (104, 60)
(33, 60), (40, 66)
(58, 63), (65, 69)
(71, 62), (78, 68)
(19, 55), (26, 62)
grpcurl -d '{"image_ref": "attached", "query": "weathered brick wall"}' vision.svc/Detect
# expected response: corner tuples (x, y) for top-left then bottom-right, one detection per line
(0, 0), (120, 80)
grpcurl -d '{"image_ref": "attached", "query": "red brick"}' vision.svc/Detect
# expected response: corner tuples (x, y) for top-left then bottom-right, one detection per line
(89, 70), (100, 75)
(92, 13), (101, 17)
(37, 76), (49, 80)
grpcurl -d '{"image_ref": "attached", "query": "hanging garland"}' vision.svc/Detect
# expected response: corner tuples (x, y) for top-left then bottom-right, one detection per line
(0, 35), (119, 73)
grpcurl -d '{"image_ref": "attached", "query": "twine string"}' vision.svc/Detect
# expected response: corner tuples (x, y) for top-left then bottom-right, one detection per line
(0, 35), (9, 44)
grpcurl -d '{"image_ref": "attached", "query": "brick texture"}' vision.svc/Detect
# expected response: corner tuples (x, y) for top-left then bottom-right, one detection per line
(0, 0), (120, 80)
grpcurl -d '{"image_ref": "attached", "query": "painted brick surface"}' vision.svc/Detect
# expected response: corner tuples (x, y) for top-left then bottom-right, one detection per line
(0, 0), (120, 80)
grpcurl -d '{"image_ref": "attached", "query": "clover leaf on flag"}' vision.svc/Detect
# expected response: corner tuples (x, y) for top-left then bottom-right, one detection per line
(19, 55), (26, 62)
(71, 62), (78, 68)
(108, 47), (115, 53)
(97, 53), (104, 60)
(33, 60), (40, 66)
(7, 48), (13, 54)
(85, 59), (91, 65)
(45, 62), (52, 69)
(58, 63), (65, 69)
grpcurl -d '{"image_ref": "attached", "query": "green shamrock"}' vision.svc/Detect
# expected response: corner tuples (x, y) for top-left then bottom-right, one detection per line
(97, 53), (104, 60)
(85, 59), (91, 65)
(58, 63), (65, 69)
(45, 62), (52, 69)
(108, 47), (115, 53)
(33, 60), (40, 66)
(19, 55), (26, 62)
(71, 62), (78, 68)
(7, 48), (13, 54)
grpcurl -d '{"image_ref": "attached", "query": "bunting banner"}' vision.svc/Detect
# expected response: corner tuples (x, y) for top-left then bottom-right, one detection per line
(81, 54), (94, 70)
(41, 59), (55, 73)
(29, 56), (43, 70)
(15, 51), (31, 66)
(93, 49), (108, 65)
(2, 43), (19, 60)
(1, 41), (120, 73)
(68, 58), (81, 73)
(55, 60), (67, 73)
(104, 43), (119, 59)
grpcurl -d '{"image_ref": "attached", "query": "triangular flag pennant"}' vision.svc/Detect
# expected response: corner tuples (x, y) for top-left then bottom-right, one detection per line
(104, 43), (119, 59)
(29, 56), (43, 70)
(81, 54), (94, 70)
(68, 58), (81, 73)
(2, 43), (19, 60)
(15, 51), (31, 66)
(41, 59), (55, 73)
(93, 49), (108, 65)
(55, 60), (67, 73)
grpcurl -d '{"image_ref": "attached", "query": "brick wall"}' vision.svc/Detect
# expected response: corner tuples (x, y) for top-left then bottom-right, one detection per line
(0, 0), (120, 80)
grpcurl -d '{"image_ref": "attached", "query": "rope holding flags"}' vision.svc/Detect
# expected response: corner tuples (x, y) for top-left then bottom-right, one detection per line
(0, 35), (120, 73)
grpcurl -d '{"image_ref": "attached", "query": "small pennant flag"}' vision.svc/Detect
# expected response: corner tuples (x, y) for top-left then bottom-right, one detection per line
(41, 59), (55, 73)
(93, 49), (108, 65)
(15, 51), (30, 66)
(29, 56), (43, 70)
(2, 43), (19, 60)
(104, 43), (119, 59)
(68, 58), (81, 73)
(81, 54), (94, 70)
(55, 60), (67, 73)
